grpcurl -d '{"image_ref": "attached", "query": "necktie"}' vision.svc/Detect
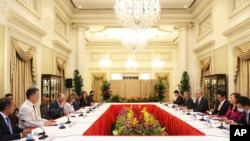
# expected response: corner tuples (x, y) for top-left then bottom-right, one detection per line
(246, 112), (249, 124)
(33, 105), (37, 120)
(6, 117), (13, 134)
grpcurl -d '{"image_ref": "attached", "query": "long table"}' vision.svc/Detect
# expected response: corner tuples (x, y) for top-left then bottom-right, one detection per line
(17, 103), (229, 141)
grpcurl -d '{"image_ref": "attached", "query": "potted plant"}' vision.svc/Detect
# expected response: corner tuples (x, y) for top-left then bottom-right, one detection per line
(154, 80), (166, 101)
(72, 69), (83, 96)
(100, 80), (111, 101)
(178, 71), (191, 95)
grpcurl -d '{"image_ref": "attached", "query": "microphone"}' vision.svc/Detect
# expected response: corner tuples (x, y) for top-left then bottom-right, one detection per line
(65, 116), (71, 124)
(21, 119), (48, 140)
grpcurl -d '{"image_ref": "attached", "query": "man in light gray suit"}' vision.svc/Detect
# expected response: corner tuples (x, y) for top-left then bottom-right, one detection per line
(19, 87), (55, 128)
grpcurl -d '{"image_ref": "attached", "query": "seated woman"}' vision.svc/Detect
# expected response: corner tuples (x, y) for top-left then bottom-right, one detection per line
(79, 91), (92, 107)
(223, 93), (243, 123)
(64, 94), (76, 115)
(70, 92), (80, 111)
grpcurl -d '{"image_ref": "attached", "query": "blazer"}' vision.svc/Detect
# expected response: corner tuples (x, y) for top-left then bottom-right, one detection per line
(72, 100), (80, 111)
(237, 111), (250, 125)
(47, 100), (64, 120)
(0, 114), (23, 140)
(79, 97), (91, 107)
(173, 95), (184, 105)
(224, 106), (243, 122)
(212, 100), (230, 116)
(19, 100), (47, 128)
(182, 97), (194, 109)
(193, 96), (209, 113)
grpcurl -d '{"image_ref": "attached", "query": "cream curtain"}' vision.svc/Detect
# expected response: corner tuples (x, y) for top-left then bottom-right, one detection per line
(11, 38), (37, 107)
(200, 57), (212, 86)
(234, 43), (250, 97)
(92, 74), (104, 102)
(56, 57), (66, 78)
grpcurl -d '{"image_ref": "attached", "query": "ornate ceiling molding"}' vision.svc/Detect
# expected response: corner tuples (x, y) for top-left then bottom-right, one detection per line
(8, 10), (46, 38)
(223, 17), (250, 47)
(193, 40), (215, 54)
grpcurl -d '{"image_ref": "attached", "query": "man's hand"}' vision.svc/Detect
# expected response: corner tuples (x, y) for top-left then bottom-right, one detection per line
(44, 121), (55, 126)
(21, 129), (31, 138)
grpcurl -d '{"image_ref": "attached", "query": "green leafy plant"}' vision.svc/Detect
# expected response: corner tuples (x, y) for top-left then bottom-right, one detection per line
(72, 69), (83, 96)
(154, 80), (166, 101)
(100, 80), (111, 101)
(109, 95), (121, 102)
(178, 71), (191, 95)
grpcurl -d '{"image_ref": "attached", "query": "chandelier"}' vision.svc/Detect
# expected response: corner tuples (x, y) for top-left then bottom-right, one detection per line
(99, 55), (112, 70)
(122, 29), (149, 52)
(124, 56), (138, 70)
(114, 0), (161, 30)
(151, 55), (164, 71)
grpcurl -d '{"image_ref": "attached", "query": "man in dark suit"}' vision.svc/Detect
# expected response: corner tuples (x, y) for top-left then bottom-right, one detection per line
(173, 90), (184, 105)
(234, 96), (250, 125)
(193, 90), (209, 113)
(47, 93), (66, 119)
(0, 98), (31, 140)
(210, 91), (230, 116)
(182, 91), (194, 109)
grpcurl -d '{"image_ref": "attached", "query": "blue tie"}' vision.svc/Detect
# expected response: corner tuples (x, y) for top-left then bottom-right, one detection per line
(6, 117), (13, 134)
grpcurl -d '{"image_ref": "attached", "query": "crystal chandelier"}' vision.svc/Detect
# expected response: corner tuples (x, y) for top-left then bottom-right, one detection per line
(124, 56), (138, 70)
(99, 55), (112, 70)
(151, 55), (164, 71)
(114, 0), (161, 30)
(122, 29), (149, 52)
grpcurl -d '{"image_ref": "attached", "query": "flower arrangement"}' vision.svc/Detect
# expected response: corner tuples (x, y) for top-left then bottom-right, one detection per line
(112, 105), (167, 135)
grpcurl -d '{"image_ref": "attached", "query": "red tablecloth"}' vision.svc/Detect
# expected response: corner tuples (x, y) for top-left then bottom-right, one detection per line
(83, 104), (205, 136)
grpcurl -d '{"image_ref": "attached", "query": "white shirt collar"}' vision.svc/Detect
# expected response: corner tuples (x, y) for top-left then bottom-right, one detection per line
(26, 99), (34, 107)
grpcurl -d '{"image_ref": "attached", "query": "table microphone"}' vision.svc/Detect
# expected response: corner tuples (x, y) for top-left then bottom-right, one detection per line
(21, 119), (48, 140)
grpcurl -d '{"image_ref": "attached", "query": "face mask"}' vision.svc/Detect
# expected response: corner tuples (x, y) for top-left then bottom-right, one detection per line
(237, 108), (244, 112)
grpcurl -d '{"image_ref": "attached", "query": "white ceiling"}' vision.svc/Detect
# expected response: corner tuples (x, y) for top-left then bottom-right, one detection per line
(69, 0), (195, 44)
(70, 0), (195, 10)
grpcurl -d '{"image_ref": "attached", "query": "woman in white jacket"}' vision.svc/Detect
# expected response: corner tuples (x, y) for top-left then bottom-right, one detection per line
(64, 94), (75, 115)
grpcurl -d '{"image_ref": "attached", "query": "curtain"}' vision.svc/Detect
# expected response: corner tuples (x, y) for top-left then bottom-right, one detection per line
(92, 74), (104, 102)
(56, 57), (66, 78)
(234, 43), (250, 97)
(200, 57), (212, 86)
(11, 38), (36, 107)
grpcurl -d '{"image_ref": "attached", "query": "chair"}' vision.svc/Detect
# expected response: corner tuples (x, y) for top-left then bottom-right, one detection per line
(40, 102), (49, 119)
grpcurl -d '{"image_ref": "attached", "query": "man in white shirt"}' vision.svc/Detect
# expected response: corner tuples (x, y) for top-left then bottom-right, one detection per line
(19, 87), (55, 128)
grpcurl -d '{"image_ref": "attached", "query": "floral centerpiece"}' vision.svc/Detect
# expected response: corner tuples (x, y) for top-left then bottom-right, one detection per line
(112, 105), (167, 135)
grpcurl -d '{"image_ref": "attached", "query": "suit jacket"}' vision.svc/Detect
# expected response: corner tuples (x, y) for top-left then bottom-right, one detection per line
(173, 95), (184, 105)
(47, 100), (64, 119)
(237, 111), (250, 125)
(19, 100), (47, 128)
(193, 96), (209, 113)
(212, 100), (230, 116)
(182, 97), (194, 109)
(79, 97), (91, 107)
(72, 100), (80, 111)
(0, 114), (23, 140)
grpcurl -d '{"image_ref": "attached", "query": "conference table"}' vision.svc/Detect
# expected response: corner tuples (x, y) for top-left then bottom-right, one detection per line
(17, 103), (229, 141)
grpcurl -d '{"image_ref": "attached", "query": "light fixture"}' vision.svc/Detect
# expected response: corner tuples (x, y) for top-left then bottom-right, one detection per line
(98, 46), (112, 70)
(124, 55), (138, 70)
(114, 0), (161, 30)
(151, 48), (164, 71)
(121, 29), (149, 52)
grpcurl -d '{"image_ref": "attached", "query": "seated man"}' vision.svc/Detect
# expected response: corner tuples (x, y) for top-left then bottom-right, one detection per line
(172, 90), (184, 105)
(47, 93), (66, 119)
(193, 90), (209, 113)
(181, 91), (194, 109)
(19, 87), (55, 128)
(210, 91), (230, 116)
(0, 98), (31, 140)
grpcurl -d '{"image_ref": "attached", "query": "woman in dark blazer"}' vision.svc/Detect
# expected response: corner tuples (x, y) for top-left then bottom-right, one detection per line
(79, 91), (91, 107)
